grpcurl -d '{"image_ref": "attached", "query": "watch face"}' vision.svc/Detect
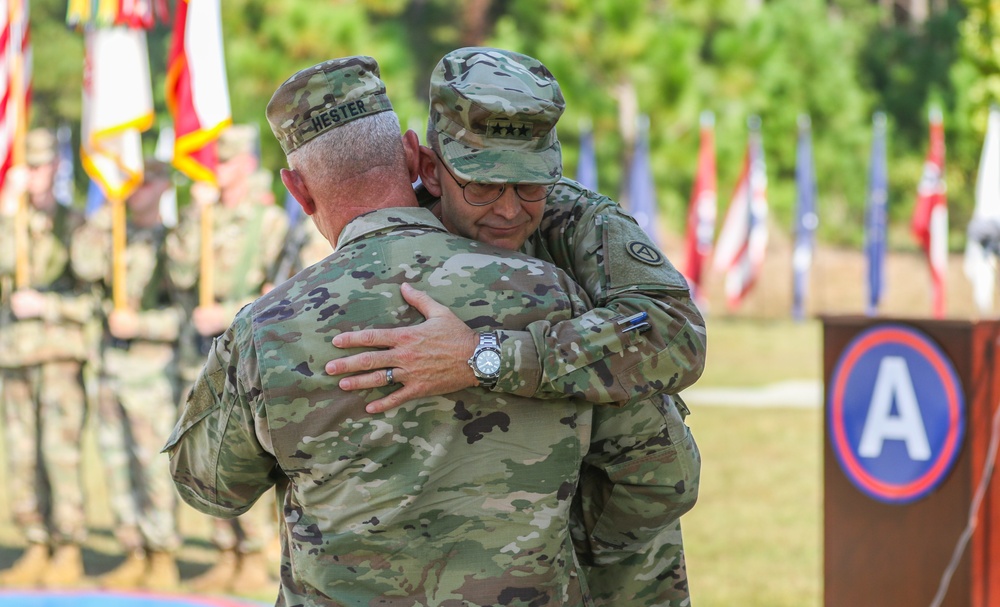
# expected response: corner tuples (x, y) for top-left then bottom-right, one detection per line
(475, 350), (501, 377)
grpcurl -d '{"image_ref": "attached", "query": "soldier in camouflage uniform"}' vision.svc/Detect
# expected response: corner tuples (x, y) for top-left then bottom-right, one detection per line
(166, 55), (695, 606)
(325, 48), (705, 606)
(0, 128), (92, 588)
(166, 124), (286, 593)
(70, 159), (184, 590)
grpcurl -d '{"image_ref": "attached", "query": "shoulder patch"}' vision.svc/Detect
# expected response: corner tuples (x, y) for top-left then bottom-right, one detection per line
(626, 240), (664, 265)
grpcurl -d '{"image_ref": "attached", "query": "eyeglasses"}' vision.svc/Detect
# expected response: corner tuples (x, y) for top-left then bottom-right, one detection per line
(435, 152), (555, 206)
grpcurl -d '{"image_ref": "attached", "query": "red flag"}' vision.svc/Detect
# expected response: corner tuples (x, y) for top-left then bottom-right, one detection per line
(911, 108), (947, 318)
(166, 0), (231, 184)
(713, 120), (769, 311)
(682, 111), (716, 304)
(0, 0), (30, 190)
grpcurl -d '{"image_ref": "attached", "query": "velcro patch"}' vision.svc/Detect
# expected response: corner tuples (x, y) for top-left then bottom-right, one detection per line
(626, 240), (664, 265)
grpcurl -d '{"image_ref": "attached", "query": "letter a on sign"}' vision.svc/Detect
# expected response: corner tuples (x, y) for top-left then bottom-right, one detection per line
(857, 357), (931, 460)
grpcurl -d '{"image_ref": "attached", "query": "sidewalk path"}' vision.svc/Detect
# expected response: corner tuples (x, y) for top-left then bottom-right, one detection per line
(683, 379), (823, 408)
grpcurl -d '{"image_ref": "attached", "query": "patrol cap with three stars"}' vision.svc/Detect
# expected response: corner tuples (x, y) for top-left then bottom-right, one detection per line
(427, 47), (565, 185)
(266, 56), (393, 156)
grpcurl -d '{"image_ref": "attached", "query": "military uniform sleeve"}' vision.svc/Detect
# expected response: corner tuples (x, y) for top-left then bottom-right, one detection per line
(164, 310), (279, 518)
(494, 181), (706, 407)
(571, 394), (700, 568)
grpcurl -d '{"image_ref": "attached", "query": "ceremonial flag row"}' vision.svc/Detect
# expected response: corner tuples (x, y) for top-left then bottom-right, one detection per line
(576, 105), (969, 319)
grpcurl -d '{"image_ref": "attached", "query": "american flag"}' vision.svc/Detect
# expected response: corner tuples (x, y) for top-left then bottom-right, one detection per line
(911, 108), (947, 318)
(713, 118), (769, 311)
(0, 0), (31, 190)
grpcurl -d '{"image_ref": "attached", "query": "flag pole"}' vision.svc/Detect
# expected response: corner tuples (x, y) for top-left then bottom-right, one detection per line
(11, 0), (29, 290)
(199, 199), (214, 308)
(111, 195), (127, 310)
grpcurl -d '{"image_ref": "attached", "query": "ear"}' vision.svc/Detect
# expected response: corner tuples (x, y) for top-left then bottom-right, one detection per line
(417, 145), (443, 197)
(280, 168), (316, 216)
(401, 130), (422, 184)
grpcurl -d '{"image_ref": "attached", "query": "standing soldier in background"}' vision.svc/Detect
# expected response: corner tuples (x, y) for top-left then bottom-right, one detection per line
(167, 124), (287, 592)
(70, 159), (184, 590)
(0, 128), (92, 588)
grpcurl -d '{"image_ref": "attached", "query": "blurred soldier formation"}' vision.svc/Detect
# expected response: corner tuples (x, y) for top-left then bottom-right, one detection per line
(0, 124), (302, 593)
(0, 46), (706, 606)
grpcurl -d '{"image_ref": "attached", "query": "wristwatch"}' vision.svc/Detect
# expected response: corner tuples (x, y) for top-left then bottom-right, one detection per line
(468, 331), (501, 388)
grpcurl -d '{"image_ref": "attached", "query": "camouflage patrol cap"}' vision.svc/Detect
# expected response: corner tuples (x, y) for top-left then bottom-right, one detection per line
(218, 124), (258, 161)
(26, 128), (56, 167)
(428, 47), (564, 184)
(266, 56), (393, 156)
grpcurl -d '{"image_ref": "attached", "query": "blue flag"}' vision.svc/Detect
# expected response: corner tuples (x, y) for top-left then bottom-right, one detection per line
(85, 179), (106, 217)
(576, 122), (598, 191)
(865, 112), (889, 316)
(628, 115), (659, 244)
(53, 124), (75, 207)
(792, 115), (818, 321)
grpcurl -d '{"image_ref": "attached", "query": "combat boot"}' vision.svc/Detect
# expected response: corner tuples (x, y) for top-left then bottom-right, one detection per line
(98, 550), (147, 590)
(40, 544), (84, 589)
(144, 551), (180, 592)
(187, 548), (238, 593)
(0, 543), (50, 587)
(229, 550), (274, 594)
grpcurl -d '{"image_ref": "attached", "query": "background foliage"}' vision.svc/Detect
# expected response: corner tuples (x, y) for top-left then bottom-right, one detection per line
(28, 0), (1000, 249)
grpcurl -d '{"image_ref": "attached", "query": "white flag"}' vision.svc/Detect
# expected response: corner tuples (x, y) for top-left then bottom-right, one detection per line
(81, 27), (153, 201)
(964, 106), (1000, 313)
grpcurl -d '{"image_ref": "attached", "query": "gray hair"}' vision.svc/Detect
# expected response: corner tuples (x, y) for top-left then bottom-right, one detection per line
(288, 111), (405, 183)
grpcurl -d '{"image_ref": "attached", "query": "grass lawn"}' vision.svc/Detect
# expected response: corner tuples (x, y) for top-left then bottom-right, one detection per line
(684, 405), (822, 607)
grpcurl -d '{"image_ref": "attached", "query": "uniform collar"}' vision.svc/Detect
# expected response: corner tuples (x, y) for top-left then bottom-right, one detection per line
(336, 207), (448, 251)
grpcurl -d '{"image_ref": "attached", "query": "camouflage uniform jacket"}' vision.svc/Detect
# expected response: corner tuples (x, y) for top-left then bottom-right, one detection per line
(166, 207), (701, 606)
(0, 203), (92, 367)
(167, 200), (289, 320)
(70, 206), (183, 375)
(503, 178), (706, 406)
(419, 178), (706, 407)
